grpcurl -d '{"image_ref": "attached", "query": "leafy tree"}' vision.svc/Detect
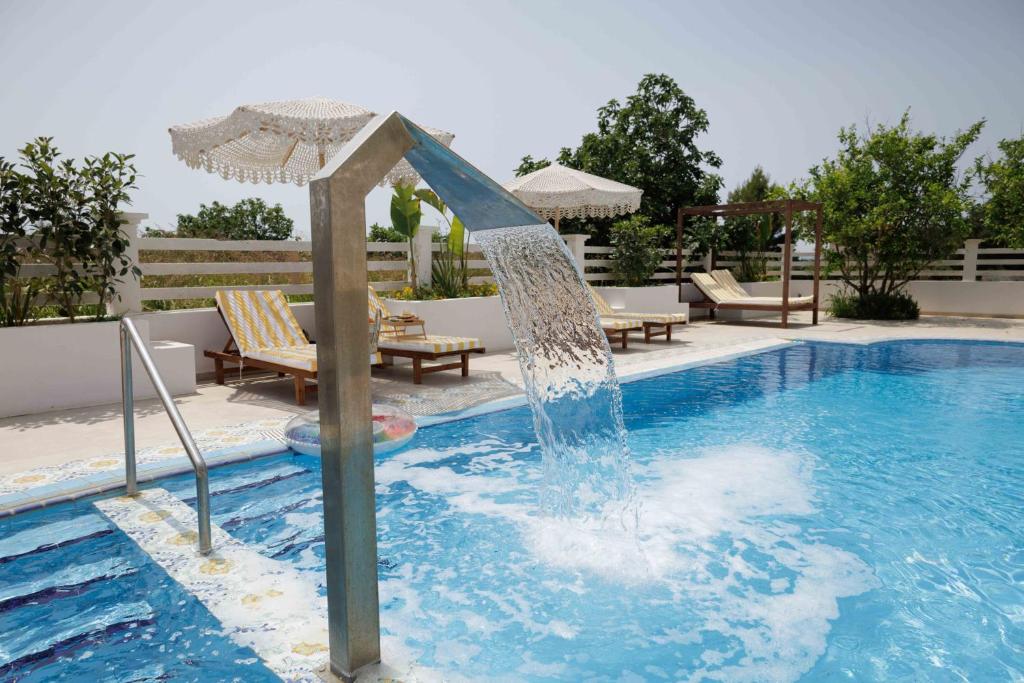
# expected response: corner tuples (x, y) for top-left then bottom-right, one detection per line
(390, 183), (422, 288)
(609, 215), (671, 286)
(723, 166), (786, 280)
(0, 158), (40, 325)
(513, 155), (551, 177)
(81, 152), (140, 316)
(974, 135), (1024, 247)
(175, 198), (294, 240)
(518, 74), (722, 242)
(367, 222), (405, 243)
(8, 137), (140, 322)
(802, 112), (983, 307)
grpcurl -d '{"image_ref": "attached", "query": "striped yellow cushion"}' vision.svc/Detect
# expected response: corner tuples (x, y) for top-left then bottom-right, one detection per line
(249, 345), (383, 372)
(215, 290), (307, 355)
(691, 273), (732, 303)
(249, 344), (318, 372)
(600, 317), (642, 331)
(378, 335), (481, 354)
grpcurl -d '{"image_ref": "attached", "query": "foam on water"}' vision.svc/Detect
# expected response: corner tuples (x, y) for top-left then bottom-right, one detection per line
(474, 223), (636, 523)
(374, 441), (877, 681)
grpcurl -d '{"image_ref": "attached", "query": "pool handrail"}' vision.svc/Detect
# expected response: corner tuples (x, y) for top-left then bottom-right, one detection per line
(119, 316), (212, 555)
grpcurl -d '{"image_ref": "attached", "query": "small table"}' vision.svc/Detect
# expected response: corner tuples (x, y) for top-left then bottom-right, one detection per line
(385, 316), (426, 339)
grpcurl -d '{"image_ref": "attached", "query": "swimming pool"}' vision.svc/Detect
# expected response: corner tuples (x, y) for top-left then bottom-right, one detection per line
(2, 340), (1022, 680)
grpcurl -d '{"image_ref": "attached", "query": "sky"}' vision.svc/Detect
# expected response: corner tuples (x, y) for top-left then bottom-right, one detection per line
(1, 0), (1022, 238)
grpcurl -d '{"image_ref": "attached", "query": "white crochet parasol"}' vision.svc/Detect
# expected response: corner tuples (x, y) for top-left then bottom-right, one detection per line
(169, 96), (454, 186)
(503, 164), (642, 230)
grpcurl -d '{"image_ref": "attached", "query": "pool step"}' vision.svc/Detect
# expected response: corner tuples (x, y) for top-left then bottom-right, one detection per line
(0, 557), (136, 610)
(0, 600), (153, 671)
(165, 462), (311, 501)
(94, 488), (330, 682)
(0, 514), (112, 564)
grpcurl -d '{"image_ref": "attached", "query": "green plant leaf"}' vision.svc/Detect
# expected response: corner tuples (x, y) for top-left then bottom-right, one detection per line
(413, 188), (446, 215)
(448, 216), (465, 256)
(390, 185), (421, 240)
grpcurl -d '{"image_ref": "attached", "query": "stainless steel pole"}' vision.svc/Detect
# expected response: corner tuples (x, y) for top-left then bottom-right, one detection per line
(120, 323), (138, 496)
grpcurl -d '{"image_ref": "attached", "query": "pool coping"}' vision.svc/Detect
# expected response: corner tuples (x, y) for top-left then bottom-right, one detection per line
(4, 335), (1019, 516)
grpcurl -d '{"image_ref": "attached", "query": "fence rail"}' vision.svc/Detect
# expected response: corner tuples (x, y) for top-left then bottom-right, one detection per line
(10, 227), (1024, 314)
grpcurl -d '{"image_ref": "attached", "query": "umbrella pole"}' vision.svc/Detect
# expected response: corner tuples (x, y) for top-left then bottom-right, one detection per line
(554, 207), (560, 233)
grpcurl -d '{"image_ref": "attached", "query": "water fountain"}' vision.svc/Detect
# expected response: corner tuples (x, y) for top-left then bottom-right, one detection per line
(310, 111), (635, 677)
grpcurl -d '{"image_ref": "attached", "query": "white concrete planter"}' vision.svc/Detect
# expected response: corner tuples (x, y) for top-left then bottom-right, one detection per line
(382, 295), (515, 351)
(0, 319), (195, 418)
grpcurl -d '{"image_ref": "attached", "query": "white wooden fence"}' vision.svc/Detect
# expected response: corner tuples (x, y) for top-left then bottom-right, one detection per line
(581, 238), (1024, 284)
(13, 211), (1024, 314)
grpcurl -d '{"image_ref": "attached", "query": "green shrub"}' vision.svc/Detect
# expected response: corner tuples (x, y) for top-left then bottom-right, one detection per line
(828, 290), (920, 320)
(609, 215), (670, 286)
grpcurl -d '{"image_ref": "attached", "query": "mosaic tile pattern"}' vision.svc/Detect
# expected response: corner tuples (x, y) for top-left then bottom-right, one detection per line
(0, 418), (291, 515)
(95, 488), (330, 682)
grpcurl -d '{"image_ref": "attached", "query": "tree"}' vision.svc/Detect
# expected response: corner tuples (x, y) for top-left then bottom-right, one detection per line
(368, 222), (405, 243)
(609, 215), (671, 286)
(803, 112), (983, 305)
(974, 135), (1024, 247)
(513, 155), (551, 177)
(9, 137), (139, 322)
(175, 198), (294, 240)
(523, 74), (722, 242)
(723, 166), (785, 281)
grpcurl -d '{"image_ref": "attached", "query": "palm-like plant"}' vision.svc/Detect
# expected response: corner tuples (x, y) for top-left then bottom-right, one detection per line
(390, 183), (422, 289)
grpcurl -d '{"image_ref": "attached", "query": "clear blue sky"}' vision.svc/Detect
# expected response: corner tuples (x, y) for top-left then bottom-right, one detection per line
(2, 0), (1022, 237)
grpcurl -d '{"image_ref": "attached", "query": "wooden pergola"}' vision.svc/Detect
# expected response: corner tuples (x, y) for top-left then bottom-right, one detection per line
(675, 199), (824, 327)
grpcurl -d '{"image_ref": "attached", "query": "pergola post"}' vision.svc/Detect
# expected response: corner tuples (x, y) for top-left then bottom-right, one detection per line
(675, 209), (684, 303)
(813, 206), (823, 324)
(782, 203), (793, 328)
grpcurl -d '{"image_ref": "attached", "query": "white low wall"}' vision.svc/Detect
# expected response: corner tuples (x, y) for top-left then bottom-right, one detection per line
(0, 319), (196, 418)
(382, 296), (515, 351)
(682, 279), (1024, 319)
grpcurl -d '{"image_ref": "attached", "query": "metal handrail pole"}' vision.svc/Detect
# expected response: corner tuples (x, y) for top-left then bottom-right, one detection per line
(120, 324), (138, 496)
(120, 318), (212, 555)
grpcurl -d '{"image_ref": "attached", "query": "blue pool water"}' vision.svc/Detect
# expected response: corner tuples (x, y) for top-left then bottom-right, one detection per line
(2, 340), (1023, 681)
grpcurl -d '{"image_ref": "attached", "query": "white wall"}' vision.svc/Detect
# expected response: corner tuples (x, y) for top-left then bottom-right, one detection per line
(0, 319), (195, 418)
(684, 279), (1024, 319)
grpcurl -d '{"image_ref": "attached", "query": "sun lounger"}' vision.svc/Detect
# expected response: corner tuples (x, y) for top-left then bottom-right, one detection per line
(690, 272), (815, 327)
(599, 317), (644, 349)
(368, 286), (485, 384)
(205, 289), (381, 405)
(588, 285), (688, 342)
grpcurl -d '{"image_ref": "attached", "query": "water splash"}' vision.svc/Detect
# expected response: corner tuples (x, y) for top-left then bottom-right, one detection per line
(474, 223), (636, 523)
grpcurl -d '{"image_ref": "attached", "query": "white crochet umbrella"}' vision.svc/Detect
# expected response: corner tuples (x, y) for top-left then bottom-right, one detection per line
(503, 164), (643, 231)
(169, 96), (454, 186)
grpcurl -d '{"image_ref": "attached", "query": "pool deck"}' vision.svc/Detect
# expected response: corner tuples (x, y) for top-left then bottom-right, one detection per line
(2, 312), (1022, 483)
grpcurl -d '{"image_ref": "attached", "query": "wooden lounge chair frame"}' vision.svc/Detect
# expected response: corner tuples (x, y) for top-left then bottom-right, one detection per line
(205, 294), (381, 405)
(676, 199), (823, 328)
(205, 331), (318, 405)
(690, 275), (817, 323)
(602, 321), (643, 349)
(376, 345), (485, 384)
(368, 285), (486, 384)
(588, 285), (687, 343)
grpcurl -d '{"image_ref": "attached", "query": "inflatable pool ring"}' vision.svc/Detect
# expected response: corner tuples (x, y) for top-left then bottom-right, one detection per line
(283, 404), (417, 457)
